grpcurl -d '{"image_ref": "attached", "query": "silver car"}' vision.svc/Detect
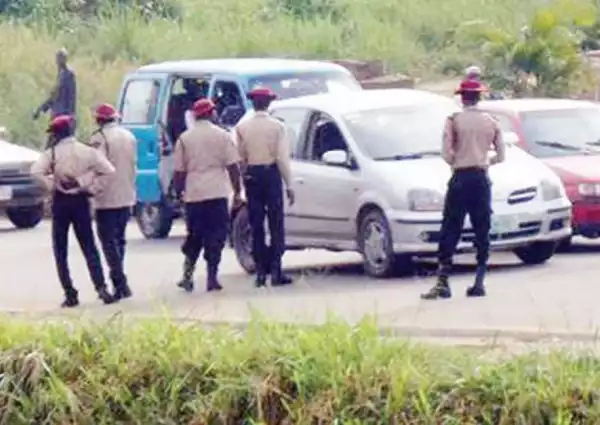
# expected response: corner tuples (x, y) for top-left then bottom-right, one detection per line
(231, 90), (571, 278)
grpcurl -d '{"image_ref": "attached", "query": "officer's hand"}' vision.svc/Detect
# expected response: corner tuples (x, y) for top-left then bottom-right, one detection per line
(286, 188), (295, 206)
(60, 176), (80, 191)
(232, 193), (244, 210)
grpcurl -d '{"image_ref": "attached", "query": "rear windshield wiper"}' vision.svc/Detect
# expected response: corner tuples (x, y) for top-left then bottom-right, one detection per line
(534, 140), (581, 151)
(586, 140), (600, 146)
(373, 151), (441, 161)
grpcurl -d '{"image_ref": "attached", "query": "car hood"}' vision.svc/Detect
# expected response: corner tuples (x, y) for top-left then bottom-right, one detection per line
(542, 154), (600, 181)
(375, 145), (559, 197)
(0, 139), (40, 164)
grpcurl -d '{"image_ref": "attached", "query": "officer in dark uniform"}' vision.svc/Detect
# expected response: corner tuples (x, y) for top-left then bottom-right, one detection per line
(235, 87), (295, 288)
(30, 115), (116, 307)
(89, 103), (137, 301)
(421, 79), (506, 300)
(173, 99), (243, 292)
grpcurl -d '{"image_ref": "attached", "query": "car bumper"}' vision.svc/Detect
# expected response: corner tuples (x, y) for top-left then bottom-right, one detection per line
(0, 179), (45, 209)
(572, 201), (600, 238)
(386, 201), (572, 255)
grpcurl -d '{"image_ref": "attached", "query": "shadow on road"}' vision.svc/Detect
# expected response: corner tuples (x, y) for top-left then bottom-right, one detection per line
(557, 242), (600, 255)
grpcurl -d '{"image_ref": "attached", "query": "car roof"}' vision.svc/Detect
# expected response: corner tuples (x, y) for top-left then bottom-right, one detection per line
(272, 89), (456, 115)
(135, 58), (351, 76)
(479, 98), (600, 114)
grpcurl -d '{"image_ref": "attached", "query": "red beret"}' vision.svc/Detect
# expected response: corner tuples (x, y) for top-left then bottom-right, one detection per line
(94, 103), (119, 120)
(247, 87), (278, 100)
(455, 79), (488, 94)
(47, 115), (73, 133)
(192, 98), (215, 118)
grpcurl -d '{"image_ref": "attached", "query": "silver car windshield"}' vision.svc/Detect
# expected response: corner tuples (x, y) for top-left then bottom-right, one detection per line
(342, 103), (459, 160)
(248, 72), (361, 100)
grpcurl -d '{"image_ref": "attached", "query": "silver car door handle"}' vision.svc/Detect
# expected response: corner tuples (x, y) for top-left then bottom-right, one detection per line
(294, 177), (304, 184)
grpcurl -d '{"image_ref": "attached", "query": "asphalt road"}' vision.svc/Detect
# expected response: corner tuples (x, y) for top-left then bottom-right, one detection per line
(2, 218), (600, 342)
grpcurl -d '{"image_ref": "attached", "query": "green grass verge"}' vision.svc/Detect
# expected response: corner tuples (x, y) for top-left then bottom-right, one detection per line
(1, 316), (600, 423)
(0, 0), (548, 147)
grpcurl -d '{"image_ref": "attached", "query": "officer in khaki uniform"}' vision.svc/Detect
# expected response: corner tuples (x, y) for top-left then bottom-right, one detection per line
(30, 115), (116, 308)
(422, 79), (506, 300)
(173, 98), (243, 292)
(89, 103), (136, 301)
(235, 87), (295, 288)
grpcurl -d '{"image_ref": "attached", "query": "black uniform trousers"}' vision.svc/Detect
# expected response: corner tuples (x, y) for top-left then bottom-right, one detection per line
(438, 167), (492, 275)
(95, 207), (131, 290)
(181, 198), (229, 277)
(51, 191), (107, 297)
(244, 164), (285, 276)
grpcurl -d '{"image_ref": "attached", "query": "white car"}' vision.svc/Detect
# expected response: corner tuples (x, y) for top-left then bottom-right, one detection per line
(0, 136), (45, 229)
(231, 89), (572, 278)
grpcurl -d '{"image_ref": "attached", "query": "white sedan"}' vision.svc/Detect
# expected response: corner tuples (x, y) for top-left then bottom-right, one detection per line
(231, 89), (572, 278)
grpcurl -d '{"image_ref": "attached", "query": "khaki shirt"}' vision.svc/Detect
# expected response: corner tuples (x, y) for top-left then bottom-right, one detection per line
(442, 106), (505, 170)
(235, 111), (292, 188)
(89, 123), (137, 209)
(173, 120), (240, 203)
(31, 136), (115, 195)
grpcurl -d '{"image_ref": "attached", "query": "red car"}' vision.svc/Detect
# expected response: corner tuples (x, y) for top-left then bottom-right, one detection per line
(480, 98), (600, 248)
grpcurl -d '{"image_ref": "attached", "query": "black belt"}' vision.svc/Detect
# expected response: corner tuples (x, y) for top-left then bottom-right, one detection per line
(247, 163), (277, 170)
(453, 166), (486, 173)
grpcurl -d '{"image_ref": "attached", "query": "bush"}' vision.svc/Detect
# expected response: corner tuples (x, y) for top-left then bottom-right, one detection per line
(1, 316), (600, 423)
(0, 0), (549, 147)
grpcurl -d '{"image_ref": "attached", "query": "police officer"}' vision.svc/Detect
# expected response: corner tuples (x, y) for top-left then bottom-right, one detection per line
(235, 87), (295, 288)
(421, 79), (506, 300)
(465, 65), (482, 81)
(173, 98), (243, 292)
(30, 115), (116, 308)
(89, 103), (136, 301)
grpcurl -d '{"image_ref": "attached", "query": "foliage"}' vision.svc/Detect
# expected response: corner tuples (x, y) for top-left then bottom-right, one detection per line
(456, 0), (598, 97)
(1, 316), (600, 423)
(0, 0), (551, 147)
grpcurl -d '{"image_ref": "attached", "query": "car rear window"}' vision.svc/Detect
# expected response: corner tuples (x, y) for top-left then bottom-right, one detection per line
(248, 72), (361, 100)
(520, 107), (600, 158)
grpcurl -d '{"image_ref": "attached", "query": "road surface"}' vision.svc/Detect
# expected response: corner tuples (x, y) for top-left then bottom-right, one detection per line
(1, 218), (600, 342)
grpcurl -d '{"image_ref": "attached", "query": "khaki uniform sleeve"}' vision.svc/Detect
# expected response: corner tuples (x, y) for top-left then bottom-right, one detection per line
(491, 120), (506, 164)
(78, 149), (115, 191)
(222, 132), (240, 166)
(30, 151), (54, 192)
(275, 122), (292, 188)
(173, 138), (185, 172)
(441, 117), (455, 165)
(235, 126), (247, 164)
(89, 132), (104, 150)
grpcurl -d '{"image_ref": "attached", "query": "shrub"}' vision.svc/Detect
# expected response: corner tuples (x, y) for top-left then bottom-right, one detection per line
(1, 316), (600, 423)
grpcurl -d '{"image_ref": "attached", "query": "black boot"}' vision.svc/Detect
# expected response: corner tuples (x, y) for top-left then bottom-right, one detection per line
(113, 277), (133, 301)
(97, 287), (116, 305)
(466, 265), (486, 297)
(177, 257), (195, 293)
(61, 291), (79, 308)
(255, 273), (267, 288)
(421, 275), (452, 300)
(206, 264), (223, 292)
(271, 267), (293, 287)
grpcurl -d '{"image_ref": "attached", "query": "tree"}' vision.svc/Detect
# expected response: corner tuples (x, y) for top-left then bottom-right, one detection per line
(455, 0), (597, 97)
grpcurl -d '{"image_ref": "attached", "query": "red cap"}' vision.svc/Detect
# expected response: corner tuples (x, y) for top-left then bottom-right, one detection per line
(192, 98), (215, 118)
(247, 87), (278, 100)
(455, 79), (488, 94)
(94, 103), (119, 120)
(46, 115), (73, 133)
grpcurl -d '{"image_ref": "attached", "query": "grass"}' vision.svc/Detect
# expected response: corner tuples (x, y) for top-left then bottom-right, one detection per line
(1, 315), (600, 423)
(0, 0), (549, 147)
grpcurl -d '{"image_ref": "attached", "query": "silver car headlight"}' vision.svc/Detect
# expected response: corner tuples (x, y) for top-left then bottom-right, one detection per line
(540, 179), (562, 201)
(407, 188), (445, 212)
(578, 182), (600, 197)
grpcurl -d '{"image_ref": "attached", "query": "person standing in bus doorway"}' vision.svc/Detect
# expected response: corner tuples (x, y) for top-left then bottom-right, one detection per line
(173, 98), (243, 292)
(89, 103), (137, 301)
(421, 79), (505, 300)
(235, 87), (295, 288)
(30, 115), (116, 308)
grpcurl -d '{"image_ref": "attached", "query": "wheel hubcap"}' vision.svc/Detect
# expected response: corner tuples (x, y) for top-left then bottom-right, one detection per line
(364, 221), (388, 266)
